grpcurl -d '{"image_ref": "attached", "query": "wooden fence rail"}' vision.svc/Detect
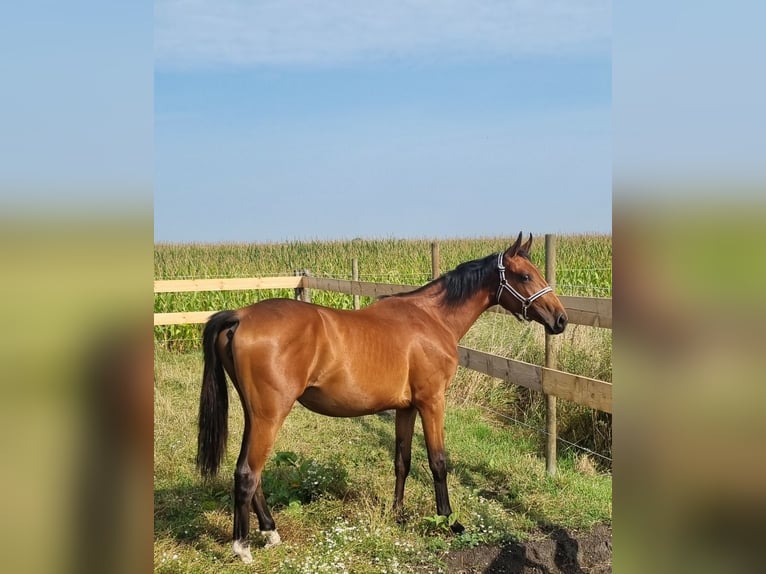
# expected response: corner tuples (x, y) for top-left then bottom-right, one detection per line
(557, 295), (612, 329)
(153, 278), (612, 328)
(303, 276), (414, 299)
(456, 347), (612, 413)
(153, 276), (302, 293)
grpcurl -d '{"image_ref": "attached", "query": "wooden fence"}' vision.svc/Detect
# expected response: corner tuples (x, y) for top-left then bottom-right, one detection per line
(154, 238), (612, 471)
(154, 280), (611, 328)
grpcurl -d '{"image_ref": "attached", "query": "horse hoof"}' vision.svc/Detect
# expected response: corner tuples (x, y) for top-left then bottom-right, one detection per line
(232, 539), (253, 563)
(450, 521), (465, 534)
(260, 530), (282, 548)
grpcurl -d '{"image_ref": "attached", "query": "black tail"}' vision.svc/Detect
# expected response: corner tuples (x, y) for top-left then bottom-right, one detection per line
(197, 310), (239, 478)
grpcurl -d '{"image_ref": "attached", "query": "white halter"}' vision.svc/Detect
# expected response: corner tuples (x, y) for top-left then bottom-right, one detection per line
(495, 253), (553, 321)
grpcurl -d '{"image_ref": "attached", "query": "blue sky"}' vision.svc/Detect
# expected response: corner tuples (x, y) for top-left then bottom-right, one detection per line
(0, 2), (152, 206)
(154, 1), (612, 243)
(2, 2), (763, 239)
(613, 2), (766, 191)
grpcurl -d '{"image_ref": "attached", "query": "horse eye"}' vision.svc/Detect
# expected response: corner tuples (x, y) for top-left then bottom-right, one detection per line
(519, 273), (530, 282)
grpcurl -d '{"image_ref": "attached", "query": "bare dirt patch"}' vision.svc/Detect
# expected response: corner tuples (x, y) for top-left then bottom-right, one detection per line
(443, 523), (612, 573)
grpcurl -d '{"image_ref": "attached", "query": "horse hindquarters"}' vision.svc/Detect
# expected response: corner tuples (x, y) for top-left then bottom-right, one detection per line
(226, 317), (305, 560)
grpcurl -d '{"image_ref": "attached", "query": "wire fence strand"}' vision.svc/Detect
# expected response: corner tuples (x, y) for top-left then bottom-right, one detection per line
(480, 405), (612, 463)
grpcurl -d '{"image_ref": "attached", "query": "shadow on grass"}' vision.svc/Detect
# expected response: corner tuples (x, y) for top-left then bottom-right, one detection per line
(450, 445), (603, 573)
(353, 410), (457, 486)
(154, 455), (353, 549)
(449, 526), (588, 574)
(154, 479), (233, 546)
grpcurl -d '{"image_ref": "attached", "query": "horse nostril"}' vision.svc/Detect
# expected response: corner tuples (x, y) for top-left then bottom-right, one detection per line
(556, 313), (568, 332)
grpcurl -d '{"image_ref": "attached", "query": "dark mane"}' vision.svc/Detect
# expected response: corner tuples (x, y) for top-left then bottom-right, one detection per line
(389, 248), (531, 306)
(441, 253), (498, 306)
(390, 252), (500, 306)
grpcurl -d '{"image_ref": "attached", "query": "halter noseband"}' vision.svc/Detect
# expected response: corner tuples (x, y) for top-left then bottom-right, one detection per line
(496, 253), (553, 321)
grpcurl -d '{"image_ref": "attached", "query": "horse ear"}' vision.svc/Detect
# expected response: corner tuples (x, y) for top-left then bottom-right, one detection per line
(507, 232), (523, 257)
(521, 233), (533, 254)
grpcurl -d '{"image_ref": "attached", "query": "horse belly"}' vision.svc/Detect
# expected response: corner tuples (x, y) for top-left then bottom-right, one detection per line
(297, 380), (410, 418)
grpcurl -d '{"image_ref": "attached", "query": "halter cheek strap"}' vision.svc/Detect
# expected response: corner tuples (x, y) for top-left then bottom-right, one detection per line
(496, 253), (553, 321)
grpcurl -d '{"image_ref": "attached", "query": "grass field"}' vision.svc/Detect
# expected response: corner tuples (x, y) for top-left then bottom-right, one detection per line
(154, 234), (612, 572)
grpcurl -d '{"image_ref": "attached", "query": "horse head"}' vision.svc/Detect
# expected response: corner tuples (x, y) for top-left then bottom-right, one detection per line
(496, 232), (568, 335)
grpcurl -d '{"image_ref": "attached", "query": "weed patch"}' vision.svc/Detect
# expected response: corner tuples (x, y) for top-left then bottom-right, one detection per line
(263, 451), (348, 508)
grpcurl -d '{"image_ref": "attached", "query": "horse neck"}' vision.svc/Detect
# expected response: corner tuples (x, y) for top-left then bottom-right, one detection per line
(422, 281), (495, 344)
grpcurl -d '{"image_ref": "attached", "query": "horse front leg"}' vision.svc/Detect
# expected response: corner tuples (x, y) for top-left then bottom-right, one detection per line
(393, 407), (417, 519)
(418, 399), (464, 533)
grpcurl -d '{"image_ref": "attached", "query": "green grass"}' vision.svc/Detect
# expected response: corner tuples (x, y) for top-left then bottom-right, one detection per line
(154, 348), (611, 572)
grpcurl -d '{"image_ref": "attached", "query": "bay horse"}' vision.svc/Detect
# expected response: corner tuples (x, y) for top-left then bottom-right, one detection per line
(197, 232), (568, 563)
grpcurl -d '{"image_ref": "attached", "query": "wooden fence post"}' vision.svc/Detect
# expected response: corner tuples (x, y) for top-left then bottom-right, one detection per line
(544, 234), (558, 476)
(302, 269), (311, 303)
(294, 270), (302, 301)
(431, 242), (440, 280)
(294, 269), (312, 303)
(352, 258), (360, 310)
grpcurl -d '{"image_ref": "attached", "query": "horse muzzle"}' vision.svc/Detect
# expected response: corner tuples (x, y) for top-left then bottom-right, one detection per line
(545, 311), (568, 335)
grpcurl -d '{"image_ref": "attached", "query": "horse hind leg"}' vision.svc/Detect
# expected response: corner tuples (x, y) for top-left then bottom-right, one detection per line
(247, 417), (285, 547)
(231, 412), (286, 562)
(393, 407), (417, 519)
(232, 435), (257, 563)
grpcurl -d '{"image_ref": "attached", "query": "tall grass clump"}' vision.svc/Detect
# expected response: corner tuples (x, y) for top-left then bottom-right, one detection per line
(555, 233), (612, 297)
